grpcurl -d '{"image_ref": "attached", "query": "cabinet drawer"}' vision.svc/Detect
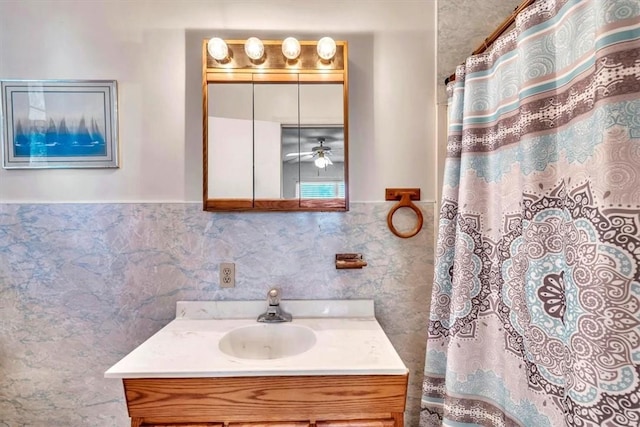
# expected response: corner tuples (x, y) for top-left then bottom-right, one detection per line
(124, 375), (407, 419)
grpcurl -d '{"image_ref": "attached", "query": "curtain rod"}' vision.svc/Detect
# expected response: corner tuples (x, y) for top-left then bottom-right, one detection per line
(444, 0), (536, 85)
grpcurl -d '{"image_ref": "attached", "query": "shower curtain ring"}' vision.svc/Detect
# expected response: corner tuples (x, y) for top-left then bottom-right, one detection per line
(385, 188), (423, 239)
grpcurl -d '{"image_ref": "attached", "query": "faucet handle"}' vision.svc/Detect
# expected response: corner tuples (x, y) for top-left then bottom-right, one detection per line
(267, 288), (280, 305)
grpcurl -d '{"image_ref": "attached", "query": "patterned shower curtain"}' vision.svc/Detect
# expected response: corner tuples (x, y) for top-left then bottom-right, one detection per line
(421, 0), (640, 426)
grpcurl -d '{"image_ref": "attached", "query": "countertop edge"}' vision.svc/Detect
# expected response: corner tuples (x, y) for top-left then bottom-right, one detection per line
(105, 368), (410, 379)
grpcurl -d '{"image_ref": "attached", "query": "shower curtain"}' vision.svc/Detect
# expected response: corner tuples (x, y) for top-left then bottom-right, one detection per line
(421, 0), (640, 426)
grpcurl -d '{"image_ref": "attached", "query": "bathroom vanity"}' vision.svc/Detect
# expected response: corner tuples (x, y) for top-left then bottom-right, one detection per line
(105, 300), (408, 427)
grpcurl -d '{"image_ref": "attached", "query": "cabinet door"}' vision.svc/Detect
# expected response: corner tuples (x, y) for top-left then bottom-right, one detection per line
(316, 420), (395, 427)
(228, 423), (310, 427)
(140, 424), (223, 427)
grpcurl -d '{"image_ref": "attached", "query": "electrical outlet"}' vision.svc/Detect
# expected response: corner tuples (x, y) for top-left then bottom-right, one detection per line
(220, 262), (235, 288)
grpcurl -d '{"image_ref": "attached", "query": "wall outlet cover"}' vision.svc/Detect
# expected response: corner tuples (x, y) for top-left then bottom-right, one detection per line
(220, 262), (235, 288)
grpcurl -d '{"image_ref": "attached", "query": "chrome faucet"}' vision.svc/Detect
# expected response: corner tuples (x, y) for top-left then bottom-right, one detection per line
(257, 288), (292, 323)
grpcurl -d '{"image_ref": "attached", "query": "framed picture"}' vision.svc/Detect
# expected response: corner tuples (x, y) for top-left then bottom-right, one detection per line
(1, 80), (118, 169)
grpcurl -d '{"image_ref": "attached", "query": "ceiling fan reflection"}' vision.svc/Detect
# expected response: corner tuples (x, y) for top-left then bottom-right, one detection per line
(285, 137), (334, 168)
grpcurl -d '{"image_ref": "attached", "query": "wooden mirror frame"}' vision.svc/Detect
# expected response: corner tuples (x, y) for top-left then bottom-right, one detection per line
(202, 39), (349, 212)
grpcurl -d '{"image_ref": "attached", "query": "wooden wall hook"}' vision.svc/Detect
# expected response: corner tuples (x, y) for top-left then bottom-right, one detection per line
(385, 188), (423, 238)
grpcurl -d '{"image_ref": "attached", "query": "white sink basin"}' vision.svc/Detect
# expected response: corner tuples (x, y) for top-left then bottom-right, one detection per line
(218, 323), (317, 360)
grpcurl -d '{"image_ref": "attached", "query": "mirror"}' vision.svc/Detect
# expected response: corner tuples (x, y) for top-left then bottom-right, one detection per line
(203, 39), (348, 211)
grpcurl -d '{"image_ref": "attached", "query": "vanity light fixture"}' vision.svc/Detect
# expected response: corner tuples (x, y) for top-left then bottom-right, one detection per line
(317, 37), (337, 61)
(281, 37), (301, 60)
(244, 37), (265, 61)
(315, 152), (333, 168)
(207, 37), (229, 62)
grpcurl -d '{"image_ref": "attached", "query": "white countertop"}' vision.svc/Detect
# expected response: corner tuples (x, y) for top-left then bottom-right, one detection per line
(104, 300), (408, 378)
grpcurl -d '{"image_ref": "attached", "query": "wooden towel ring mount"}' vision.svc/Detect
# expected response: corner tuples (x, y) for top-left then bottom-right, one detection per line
(385, 188), (423, 238)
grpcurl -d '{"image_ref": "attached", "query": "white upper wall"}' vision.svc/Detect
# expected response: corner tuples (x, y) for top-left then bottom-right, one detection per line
(0, 0), (437, 202)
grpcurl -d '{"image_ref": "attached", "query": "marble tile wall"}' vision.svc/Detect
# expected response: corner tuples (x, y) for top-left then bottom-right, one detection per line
(0, 202), (434, 426)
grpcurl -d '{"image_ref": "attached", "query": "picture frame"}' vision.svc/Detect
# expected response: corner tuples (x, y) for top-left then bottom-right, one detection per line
(1, 80), (119, 169)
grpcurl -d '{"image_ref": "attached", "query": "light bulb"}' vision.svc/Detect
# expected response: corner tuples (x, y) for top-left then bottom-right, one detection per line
(244, 37), (264, 61)
(317, 37), (336, 61)
(315, 152), (330, 168)
(207, 37), (228, 61)
(282, 37), (301, 60)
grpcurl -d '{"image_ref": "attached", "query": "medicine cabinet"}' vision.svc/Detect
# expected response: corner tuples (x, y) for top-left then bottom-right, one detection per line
(202, 39), (349, 211)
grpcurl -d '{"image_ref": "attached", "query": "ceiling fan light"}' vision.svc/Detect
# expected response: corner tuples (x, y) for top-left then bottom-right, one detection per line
(315, 152), (330, 168)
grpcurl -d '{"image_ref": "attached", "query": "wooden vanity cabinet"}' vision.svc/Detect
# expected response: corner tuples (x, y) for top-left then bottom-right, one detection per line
(123, 374), (407, 427)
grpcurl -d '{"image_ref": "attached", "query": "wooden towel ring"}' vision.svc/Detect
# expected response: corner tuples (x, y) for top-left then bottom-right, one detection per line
(385, 188), (423, 238)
